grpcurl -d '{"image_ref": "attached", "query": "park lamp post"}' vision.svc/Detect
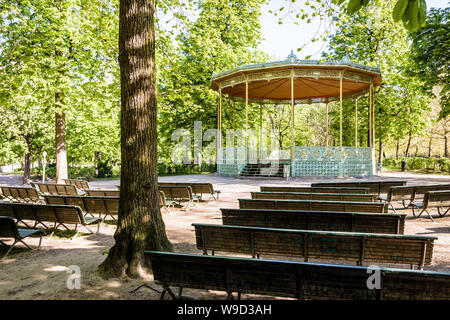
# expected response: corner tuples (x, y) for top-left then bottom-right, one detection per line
(42, 151), (47, 183)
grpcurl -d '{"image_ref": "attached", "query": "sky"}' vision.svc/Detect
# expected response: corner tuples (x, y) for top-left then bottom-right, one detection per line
(259, 0), (449, 60)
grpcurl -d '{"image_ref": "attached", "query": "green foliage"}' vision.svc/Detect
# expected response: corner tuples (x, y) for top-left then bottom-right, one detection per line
(0, 0), (120, 169)
(157, 0), (268, 161)
(409, 8), (450, 120)
(384, 157), (450, 173)
(325, 0), (431, 149)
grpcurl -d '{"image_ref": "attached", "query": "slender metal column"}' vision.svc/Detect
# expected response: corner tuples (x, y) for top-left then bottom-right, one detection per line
(245, 76), (249, 160)
(325, 102), (329, 147)
(291, 69), (295, 161)
(355, 98), (358, 147)
(259, 104), (262, 160)
(339, 70), (344, 160)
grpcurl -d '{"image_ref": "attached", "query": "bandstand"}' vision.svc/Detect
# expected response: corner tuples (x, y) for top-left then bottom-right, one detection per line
(211, 52), (382, 177)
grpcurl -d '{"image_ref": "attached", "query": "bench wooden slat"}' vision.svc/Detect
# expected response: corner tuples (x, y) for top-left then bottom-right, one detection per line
(193, 224), (435, 268)
(239, 198), (388, 213)
(261, 186), (371, 194)
(146, 251), (450, 300)
(221, 208), (405, 234)
(312, 180), (406, 195)
(251, 192), (378, 202)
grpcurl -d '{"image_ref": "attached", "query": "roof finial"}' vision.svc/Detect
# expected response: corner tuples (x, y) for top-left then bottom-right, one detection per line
(287, 50), (297, 62)
(342, 54), (352, 63)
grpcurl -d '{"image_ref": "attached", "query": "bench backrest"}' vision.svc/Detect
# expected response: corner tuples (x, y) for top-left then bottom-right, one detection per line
(158, 182), (214, 195)
(386, 186), (416, 202)
(158, 186), (192, 200)
(423, 190), (450, 208)
(85, 189), (120, 197)
(146, 251), (450, 300)
(0, 202), (86, 225)
(44, 195), (119, 214)
(238, 198), (388, 213)
(0, 186), (41, 202)
(251, 192), (377, 202)
(193, 223), (435, 267)
(260, 186), (371, 194)
(311, 180), (406, 195)
(0, 216), (19, 238)
(35, 183), (79, 196)
(64, 179), (90, 190)
(221, 208), (405, 234)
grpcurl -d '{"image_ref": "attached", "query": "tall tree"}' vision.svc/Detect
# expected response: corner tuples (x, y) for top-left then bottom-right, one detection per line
(98, 0), (172, 278)
(409, 7), (450, 120)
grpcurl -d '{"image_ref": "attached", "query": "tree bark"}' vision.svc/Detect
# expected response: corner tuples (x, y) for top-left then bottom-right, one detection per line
(98, 0), (172, 279)
(396, 139), (399, 159)
(378, 139), (383, 165)
(445, 135), (448, 158)
(23, 135), (32, 185)
(55, 107), (68, 183)
(405, 130), (412, 157)
(428, 135), (433, 158)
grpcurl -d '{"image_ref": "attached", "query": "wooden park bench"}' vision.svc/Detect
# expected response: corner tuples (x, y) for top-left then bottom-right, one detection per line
(64, 179), (90, 191)
(221, 208), (406, 234)
(311, 180), (406, 196)
(158, 186), (199, 211)
(251, 191), (378, 202)
(0, 202), (102, 238)
(159, 182), (221, 201)
(412, 190), (450, 222)
(238, 198), (389, 213)
(85, 189), (120, 197)
(0, 186), (43, 204)
(381, 184), (450, 212)
(260, 186), (371, 194)
(145, 251), (450, 300)
(32, 183), (79, 196)
(43, 195), (119, 221)
(193, 223), (436, 269)
(0, 216), (44, 258)
(159, 191), (175, 213)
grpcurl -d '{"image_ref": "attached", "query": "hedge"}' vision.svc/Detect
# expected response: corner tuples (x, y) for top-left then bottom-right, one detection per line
(383, 157), (450, 173)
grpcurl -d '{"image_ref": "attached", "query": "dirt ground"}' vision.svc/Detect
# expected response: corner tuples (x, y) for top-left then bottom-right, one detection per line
(1, 171), (449, 300)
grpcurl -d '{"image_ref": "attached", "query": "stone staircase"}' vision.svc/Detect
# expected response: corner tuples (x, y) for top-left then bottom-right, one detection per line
(239, 163), (284, 178)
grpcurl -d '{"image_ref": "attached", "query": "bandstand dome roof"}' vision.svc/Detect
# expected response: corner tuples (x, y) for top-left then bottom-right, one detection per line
(211, 52), (382, 104)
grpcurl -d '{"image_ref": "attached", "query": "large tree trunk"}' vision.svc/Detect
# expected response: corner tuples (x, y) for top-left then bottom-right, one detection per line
(55, 108), (68, 183)
(98, 0), (172, 279)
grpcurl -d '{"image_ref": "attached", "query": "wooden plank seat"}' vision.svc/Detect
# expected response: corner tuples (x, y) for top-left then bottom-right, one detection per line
(145, 251), (450, 300)
(412, 190), (450, 222)
(63, 179), (90, 191)
(261, 186), (371, 194)
(0, 186), (43, 204)
(381, 184), (450, 212)
(221, 208), (406, 234)
(379, 186), (416, 212)
(33, 183), (79, 196)
(239, 198), (389, 213)
(251, 192), (378, 202)
(85, 189), (120, 197)
(43, 195), (119, 221)
(193, 223), (436, 269)
(158, 182), (221, 201)
(311, 180), (406, 196)
(158, 186), (198, 211)
(0, 216), (44, 258)
(0, 202), (102, 238)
